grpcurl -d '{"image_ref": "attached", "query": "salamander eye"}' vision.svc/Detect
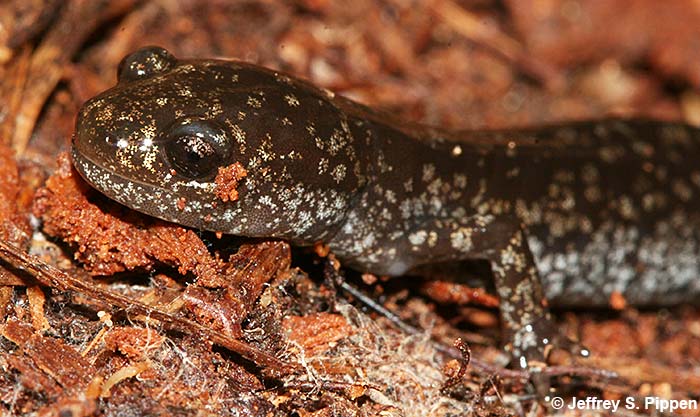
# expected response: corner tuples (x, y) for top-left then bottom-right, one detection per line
(118, 46), (177, 83)
(162, 118), (233, 180)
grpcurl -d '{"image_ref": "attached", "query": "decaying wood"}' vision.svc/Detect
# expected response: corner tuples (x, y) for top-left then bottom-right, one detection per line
(0, 239), (298, 377)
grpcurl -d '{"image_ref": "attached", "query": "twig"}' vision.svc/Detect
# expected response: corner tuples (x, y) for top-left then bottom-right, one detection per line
(441, 338), (471, 392)
(0, 240), (299, 378)
(325, 258), (619, 383)
(324, 260), (529, 379)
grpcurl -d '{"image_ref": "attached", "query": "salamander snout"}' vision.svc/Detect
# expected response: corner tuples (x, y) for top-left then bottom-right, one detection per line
(73, 47), (370, 242)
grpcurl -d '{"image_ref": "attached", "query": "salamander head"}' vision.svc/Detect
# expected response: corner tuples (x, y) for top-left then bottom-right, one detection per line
(72, 46), (367, 243)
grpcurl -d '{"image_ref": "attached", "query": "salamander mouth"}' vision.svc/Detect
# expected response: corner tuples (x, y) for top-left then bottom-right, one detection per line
(70, 148), (188, 224)
(71, 147), (174, 195)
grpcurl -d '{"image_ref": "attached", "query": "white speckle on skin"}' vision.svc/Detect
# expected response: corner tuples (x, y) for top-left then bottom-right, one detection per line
(408, 230), (427, 246)
(331, 164), (346, 183)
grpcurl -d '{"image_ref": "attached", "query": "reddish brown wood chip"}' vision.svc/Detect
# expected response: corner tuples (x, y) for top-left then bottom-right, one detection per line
(214, 162), (248, 202)
(223, 241), (291, 299)
(33, 153), (219, 282)
(421, 280), (499, 308)
(609, 291), (627, 310)
(0, 142), (32, 286)
(103, 327), (165, 360)
(283, 313), (354, 355)
(182, 286), (245, 338)
(184, 241), (292, 335)
(1, 319), (96, 390)
(0, 142), (30, 247)
(5, 354), (61, 397)
(26, 285), (49, 332)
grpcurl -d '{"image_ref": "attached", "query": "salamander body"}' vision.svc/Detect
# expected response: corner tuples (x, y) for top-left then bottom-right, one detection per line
(72, 47), (700, 366)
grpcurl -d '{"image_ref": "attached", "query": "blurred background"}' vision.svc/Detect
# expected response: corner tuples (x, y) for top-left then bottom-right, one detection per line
(5, 0), (700, 161)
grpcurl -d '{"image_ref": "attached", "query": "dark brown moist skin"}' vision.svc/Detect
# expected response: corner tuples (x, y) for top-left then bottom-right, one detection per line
(72, 47), (700, 368)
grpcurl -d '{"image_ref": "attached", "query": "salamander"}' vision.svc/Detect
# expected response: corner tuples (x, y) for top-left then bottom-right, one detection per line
(71, 46), (700, 368)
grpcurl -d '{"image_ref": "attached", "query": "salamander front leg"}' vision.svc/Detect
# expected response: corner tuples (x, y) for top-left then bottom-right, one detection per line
(333, 212), (586, 369)
(484, 219), (556, 368)
(449, 216), (585, 369)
